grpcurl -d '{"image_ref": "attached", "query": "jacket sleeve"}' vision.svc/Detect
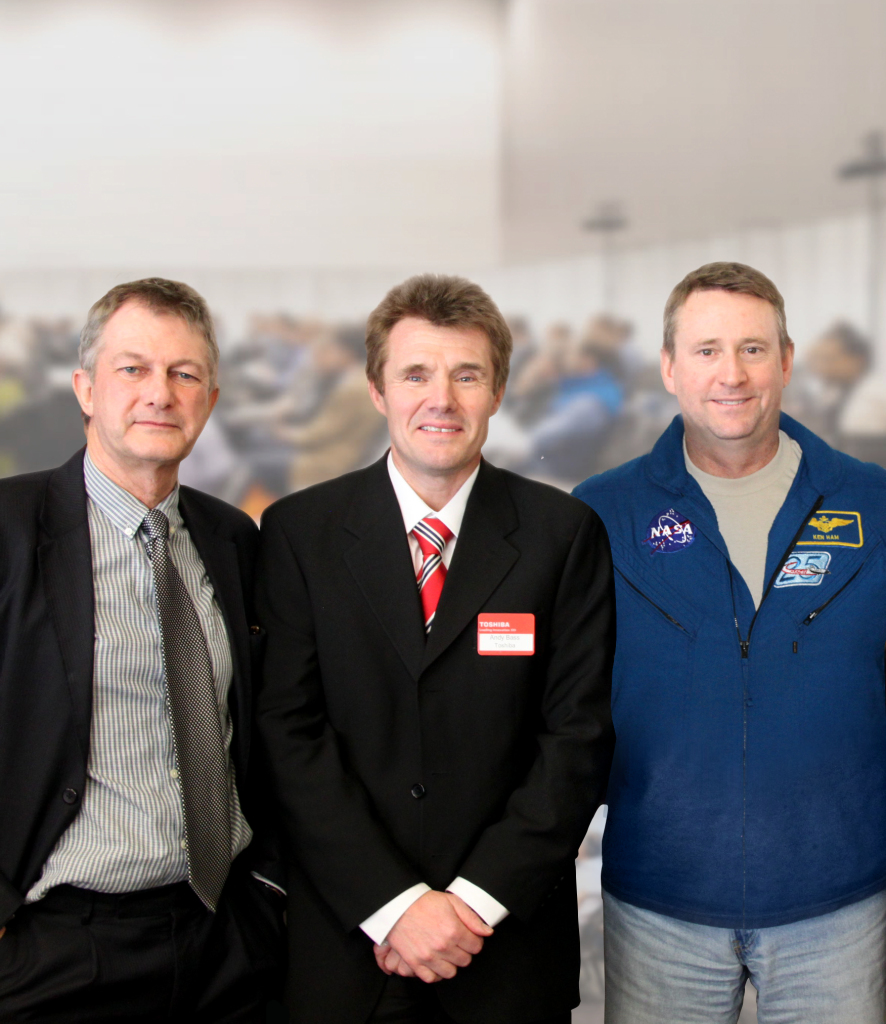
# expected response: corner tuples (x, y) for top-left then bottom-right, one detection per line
(0, 871), (23, 927)
(453, 507), (616, 921)
(254, 507), (424, 933)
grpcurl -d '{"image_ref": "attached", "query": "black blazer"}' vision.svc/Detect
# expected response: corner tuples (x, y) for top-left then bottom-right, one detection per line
(0, 448), (274, 926)
(257, 457), (615, 1024)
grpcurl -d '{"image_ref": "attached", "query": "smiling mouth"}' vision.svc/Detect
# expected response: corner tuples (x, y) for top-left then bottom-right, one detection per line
(419, 426), (460, 433)
(712, 399), (751, 406)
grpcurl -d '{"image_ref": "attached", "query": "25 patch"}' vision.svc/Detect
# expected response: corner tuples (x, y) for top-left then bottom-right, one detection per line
(774, 550), (832, 588)
(797, 510), (863, 548)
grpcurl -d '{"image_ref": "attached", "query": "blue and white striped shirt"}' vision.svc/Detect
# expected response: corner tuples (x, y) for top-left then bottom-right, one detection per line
(26, 453), (251, 901)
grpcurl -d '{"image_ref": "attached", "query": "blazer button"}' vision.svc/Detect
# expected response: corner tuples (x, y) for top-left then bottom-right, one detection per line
(249, 625), (261, 635)
(410, 783), (426, 800)
(62, 788), (79, 805)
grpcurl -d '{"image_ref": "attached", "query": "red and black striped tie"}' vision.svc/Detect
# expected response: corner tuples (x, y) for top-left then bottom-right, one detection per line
(412, 516), (454, 634)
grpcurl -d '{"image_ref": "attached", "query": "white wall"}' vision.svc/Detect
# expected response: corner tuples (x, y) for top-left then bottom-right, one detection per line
(0, 0), (503, 270)
(0, 210), (880, 361)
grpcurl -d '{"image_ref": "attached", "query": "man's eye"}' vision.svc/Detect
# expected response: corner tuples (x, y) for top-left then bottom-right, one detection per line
(121, 366), (141, 375)
(458, 375), (477, 383)
(406, 375), (424, 382)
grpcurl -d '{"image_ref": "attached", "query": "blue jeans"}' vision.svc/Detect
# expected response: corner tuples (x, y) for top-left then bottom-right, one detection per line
(603, 889), (886, 1024)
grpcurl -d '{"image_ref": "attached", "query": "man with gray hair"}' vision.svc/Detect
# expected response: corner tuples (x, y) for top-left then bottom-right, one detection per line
(575, 262), (886, 1023)
(0, 278), (283, 1021)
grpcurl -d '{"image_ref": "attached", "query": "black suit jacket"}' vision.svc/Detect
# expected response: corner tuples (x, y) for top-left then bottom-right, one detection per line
(257, 457), (615, 1024)
(0, 448), (276, 927)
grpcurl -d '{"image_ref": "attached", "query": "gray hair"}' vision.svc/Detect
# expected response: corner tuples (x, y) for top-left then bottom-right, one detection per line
(79, 278), (219, 389)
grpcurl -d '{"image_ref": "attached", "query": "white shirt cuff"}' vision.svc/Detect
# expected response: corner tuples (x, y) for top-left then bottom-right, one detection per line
(359, 882), (431, 944)
(446, 876), (509, 926)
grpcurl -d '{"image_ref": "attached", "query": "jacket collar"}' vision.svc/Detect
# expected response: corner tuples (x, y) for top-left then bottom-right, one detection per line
(38, 448), (95, 761)
(178, 485), (252, 777)
(645, 413), (845, 498)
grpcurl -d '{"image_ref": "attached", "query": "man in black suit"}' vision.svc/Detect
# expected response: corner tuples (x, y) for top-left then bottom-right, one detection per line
(257, 274), (615, 1024)
(0, 279), (282, 1022)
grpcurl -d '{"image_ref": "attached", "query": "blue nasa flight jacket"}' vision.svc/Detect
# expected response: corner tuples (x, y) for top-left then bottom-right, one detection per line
(573, 413), (886, 928)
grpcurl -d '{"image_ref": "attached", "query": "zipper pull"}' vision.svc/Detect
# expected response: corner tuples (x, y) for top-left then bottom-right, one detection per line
(804, 610), (818, 625)
(740, 639), (750, 659)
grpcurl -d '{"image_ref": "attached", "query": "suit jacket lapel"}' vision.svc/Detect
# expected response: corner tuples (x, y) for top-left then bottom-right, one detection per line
(38, 449), (95, 760)
(343, 459), (427, 681)
(421, 460), (519, 674)
(178, 489), (252, 771)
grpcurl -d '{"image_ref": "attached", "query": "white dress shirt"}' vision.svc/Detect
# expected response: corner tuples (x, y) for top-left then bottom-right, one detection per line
(359, 455), (509, 944)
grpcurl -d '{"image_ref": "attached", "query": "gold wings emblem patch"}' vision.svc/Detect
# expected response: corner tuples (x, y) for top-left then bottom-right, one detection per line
(809, 516), (853, 532)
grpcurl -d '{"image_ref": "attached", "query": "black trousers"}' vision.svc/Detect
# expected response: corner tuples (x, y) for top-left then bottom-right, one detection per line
(369, 974), (572, 1024)
(0, 868), (285, 1023)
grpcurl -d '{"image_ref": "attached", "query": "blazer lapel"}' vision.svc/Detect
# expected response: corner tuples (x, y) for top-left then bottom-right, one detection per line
(178, 490), (252, 770)
(38, 449), (95, 761)
(343, 459), (427, 680)
(421, 461), (519, 674)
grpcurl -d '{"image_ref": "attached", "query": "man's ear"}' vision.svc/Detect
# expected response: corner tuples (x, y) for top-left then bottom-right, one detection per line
(72, 368), (95, 419)
(660, 347), (677, 397)
(368, 378), (387, 417)
(782, 341), (795, 389)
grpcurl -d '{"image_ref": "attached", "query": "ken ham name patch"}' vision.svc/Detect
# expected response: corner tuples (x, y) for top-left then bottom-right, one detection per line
(643, 508), (696, 555)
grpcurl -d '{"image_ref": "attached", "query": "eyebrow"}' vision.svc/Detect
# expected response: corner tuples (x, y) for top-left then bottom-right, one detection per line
(396, 361), (489, 375)
(113, 351), (206, 369)
(691, 336), (771, 346)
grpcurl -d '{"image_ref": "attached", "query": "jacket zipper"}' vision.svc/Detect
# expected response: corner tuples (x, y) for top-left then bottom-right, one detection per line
(802, 564), (863, 625)
(615, 566), (687, 632)
(731, 495), (824, 659)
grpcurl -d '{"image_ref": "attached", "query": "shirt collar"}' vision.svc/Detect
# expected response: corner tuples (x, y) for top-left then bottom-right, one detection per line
(386, 452), (480, 540)
(84, 450), (182, 540)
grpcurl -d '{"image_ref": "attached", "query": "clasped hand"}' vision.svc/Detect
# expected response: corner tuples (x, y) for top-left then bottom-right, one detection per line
(372, 890), (493, 984)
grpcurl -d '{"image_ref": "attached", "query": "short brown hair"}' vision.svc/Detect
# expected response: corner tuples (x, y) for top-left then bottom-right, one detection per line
(79, 277), (219, 388)
(663, 262), (791, 358)
(365, 274), (512, 394)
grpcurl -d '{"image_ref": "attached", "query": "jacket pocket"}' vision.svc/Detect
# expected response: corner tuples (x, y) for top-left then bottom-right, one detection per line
(797, 539), (882, 630)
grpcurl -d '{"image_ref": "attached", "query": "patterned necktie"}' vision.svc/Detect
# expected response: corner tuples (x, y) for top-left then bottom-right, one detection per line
(143, 508), (231, 911)
(412, 516), (454, 634)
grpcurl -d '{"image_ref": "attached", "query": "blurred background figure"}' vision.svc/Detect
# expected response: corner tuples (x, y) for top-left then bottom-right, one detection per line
(784, 321), (872, 446)
(274, 324), (385, 494)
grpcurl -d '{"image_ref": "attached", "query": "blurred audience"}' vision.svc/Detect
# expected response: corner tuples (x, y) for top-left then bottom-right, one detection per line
(273, 325), (385, 492)
(0, 302), (881, 517)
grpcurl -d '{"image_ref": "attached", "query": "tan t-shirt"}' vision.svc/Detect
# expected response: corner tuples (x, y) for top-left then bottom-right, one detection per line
(685, 431), (802, 607)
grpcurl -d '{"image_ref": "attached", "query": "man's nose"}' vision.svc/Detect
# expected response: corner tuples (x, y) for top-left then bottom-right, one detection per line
(142, 371), (175, 407)
(426, 377), (457, 410)
(719, 352), (748, 388)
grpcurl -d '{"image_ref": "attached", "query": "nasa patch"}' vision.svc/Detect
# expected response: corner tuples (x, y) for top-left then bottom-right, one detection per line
(643, 508), (696, 554)
(774, 550), (832, 588)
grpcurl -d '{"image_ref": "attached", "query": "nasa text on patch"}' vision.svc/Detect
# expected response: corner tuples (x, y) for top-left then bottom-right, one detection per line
(643, 508), (696, 554)
(796, 511), (863, 548)
(774, 550), (832, 588)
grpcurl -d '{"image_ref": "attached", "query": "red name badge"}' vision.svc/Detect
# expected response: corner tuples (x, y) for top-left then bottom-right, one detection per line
(477, 613), (536, 656)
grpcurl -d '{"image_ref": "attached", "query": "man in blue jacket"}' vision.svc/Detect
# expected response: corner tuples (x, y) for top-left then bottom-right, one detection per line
(574, 261), (886, 1024)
